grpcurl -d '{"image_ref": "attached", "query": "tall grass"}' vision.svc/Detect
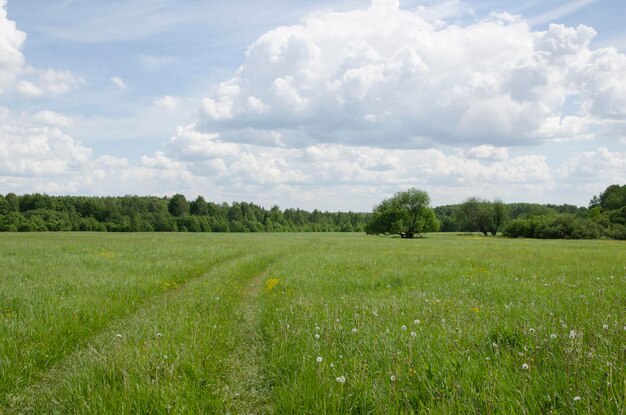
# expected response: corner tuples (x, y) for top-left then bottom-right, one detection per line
(0, 233), (623, 413)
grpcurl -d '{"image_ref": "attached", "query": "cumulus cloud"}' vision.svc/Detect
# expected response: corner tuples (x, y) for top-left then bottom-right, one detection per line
(558, 147), (626, 184)
(0, 0), (26, 93)
(194, 0), (626, 148)
(0, 108), (90, 177)
(0, 1), (83, 97)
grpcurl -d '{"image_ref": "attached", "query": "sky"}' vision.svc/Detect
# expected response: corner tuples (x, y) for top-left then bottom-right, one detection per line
(1, 0), (625, 211)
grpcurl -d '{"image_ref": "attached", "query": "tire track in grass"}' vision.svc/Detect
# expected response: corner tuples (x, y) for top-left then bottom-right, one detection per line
(3, 251), (251, 412)
(222, 267), (274, 414)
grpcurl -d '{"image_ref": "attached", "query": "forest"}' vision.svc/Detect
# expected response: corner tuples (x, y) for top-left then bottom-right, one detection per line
(0, 184), (624, 239)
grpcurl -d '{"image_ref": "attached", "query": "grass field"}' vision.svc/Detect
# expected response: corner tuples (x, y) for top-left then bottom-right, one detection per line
(0, 233), (624, 414)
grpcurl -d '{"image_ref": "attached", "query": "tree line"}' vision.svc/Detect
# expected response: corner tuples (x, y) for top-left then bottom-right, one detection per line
(0, 194), (368, 233)
(434, 184), (625, 240)
(1, 184), (624, 239)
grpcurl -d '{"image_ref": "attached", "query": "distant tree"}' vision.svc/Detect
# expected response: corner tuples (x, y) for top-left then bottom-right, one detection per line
(168, 194), (189, 217)
(190, 196), (209, 216)
(458, 198), (508, 236)
(596, 184), (626, 211)
(365, 188), (439, 238)
(5, 193), (19, 213)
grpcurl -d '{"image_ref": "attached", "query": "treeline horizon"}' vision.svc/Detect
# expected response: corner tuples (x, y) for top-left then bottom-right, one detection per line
(1, 187), (624, 240)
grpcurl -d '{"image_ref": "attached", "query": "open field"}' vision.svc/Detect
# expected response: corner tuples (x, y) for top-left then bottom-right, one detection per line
(0, 233), (624, 414)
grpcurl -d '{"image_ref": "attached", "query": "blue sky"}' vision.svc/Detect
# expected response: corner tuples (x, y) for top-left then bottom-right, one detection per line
(1, 0), (625, 210)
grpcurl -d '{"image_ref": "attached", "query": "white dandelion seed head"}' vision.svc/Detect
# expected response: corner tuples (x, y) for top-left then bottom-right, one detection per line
(352, 328), (357, 333)
(522, 363), (529, 370)
(315, 333), (320, 339)
(116, 333), (123, 339)
(156, 333), (162, 338)
(315, 326), (320, 331)
(569, 330), (577, 339)
(411, 331), (416, 337)
(336, 375), (346, 383)
(529, 328), (535, 334)
(441, 319), (446, 324)
(550, 333), (557, 339)
(316, 356), (323, 363)
(335, 319), (340, 323)
(492, 342), (498, 348)
(401, 325), (407, 331)
(330, 363), (334, 368)
(390, 375), (397, 382)
(602, 324), (609, 330)
(414, 319), (420, 325)
(573, 396), (581, 402)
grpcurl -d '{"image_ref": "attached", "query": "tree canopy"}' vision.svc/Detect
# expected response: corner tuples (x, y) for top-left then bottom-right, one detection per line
(365, 188), (439, 238)
(457, 197), (508, 236)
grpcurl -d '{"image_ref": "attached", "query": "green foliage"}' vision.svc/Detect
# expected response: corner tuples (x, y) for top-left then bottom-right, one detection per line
(0, 194), (370, 234)
(365, 188), (439, 238)
(458, 197), (508, 236)
(503, 214), (604, 239)
(168, 194), (190, 217)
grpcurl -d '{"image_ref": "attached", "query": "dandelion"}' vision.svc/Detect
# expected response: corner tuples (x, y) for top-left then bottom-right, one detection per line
(115, 333), (123, 339)
(522, 363), (529, 370)
(385, 328), (390, 333)
(336, 375), (346, 383)
(390, 375), (397, 382)
(330, 363), (334, 368)
(550, 333), (557, 339)
(156, 333), (162, 338)
(569, 329), (577, 339)
(441, 319), (446, 324)
(492, 342), (498, 348)
(414, 319), (420, 325)
(529, 328), (535, 334)
(352, 328), (357, 333)
(411, 331), (416, 337)
(335, 319), (340, 323)
(573, 396), (581, 402)
(315, 334), (320, 339)
(315, 326), (320, 331)
(401, 325), (407, 331)
(602, 324), (608, 330)
(316, 356), (323, 363)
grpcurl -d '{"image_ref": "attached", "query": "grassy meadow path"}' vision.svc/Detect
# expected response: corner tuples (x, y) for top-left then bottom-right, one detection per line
(1, 233), (624, 414)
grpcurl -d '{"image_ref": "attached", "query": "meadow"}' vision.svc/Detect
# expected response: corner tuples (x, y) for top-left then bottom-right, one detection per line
(0, 233), (624, 414)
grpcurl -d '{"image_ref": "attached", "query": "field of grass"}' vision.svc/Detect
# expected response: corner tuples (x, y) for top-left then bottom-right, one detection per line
(0, 233), (624, 414)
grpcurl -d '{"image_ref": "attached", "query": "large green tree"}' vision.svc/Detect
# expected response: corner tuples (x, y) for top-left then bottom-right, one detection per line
(365, 188), (439, 238)
(458, 197), (507, 236)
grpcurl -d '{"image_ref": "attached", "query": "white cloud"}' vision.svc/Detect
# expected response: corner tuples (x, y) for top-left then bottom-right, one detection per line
(193, 1), (626, 149)
(465, 145), (509, 161)
(153, 95), (183, 112)
(558, 147), (626, 184)
(0, 1), (26, 92)
(110, 76), (127, 90)
(0, 109), (90, 177)
(33, 110), (74, 128)
(0, 2), (83, 97)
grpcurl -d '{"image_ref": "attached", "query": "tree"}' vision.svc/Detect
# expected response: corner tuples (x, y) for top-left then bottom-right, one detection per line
(595, 184), (626, 211)
(168, 194), (189, 217)
(458, 197), (508, 236)
(365, 188), (439, 238)
(190, 196), (209, 216)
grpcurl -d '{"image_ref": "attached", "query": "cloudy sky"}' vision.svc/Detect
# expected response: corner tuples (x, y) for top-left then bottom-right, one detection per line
(1, 0), (625, 210)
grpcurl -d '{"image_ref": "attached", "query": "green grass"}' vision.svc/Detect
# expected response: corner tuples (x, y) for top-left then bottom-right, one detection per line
(0, 233), (624, 414)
